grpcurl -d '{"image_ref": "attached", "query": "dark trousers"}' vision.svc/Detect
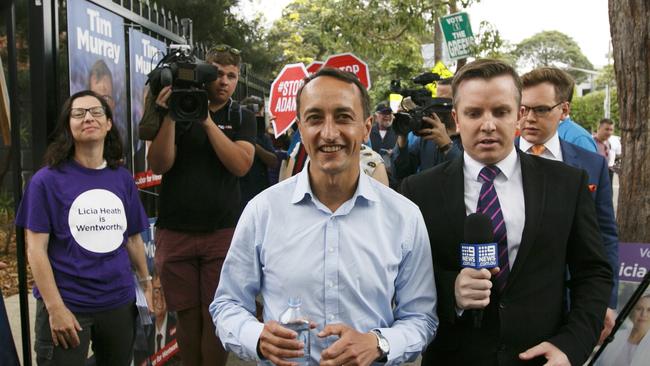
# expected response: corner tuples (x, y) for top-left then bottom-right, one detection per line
(34, 299), (136, 366)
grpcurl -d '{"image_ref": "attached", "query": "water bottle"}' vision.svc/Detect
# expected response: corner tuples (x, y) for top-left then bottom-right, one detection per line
(279, 297), (310, 364)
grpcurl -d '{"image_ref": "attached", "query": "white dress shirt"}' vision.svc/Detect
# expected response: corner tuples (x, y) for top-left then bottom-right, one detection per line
(519, 131), (563, 161)
(463, 148), (526, 265)
(155, 313), (168, 352)
(210, 166), (438, 365)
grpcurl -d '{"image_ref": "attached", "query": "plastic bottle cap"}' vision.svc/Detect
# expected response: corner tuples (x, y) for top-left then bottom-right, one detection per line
(288, 297), (302, 307)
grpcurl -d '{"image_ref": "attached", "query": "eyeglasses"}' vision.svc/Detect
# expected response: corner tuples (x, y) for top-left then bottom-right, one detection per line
(70, 106), (105, 119)
(521, 101), (564, 117)
(211, 44), (241, 55)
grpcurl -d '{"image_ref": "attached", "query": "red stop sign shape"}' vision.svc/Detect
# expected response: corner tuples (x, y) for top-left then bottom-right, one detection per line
(269, 63), (308, 137)
(305, 61), (323, 74)
(323, 53), (371, 90)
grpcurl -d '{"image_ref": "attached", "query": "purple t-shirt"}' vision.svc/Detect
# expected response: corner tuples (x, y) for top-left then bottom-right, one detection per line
(15, 160), (149, 312)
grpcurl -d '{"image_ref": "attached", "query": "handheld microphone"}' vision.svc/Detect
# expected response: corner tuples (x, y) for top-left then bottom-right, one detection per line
(460, 213), (498, 328)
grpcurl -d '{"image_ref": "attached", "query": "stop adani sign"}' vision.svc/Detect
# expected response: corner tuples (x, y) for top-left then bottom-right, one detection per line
(323, 53), (371, 89)
(305, 61), (323, 74)
(269, 63), (308, 137)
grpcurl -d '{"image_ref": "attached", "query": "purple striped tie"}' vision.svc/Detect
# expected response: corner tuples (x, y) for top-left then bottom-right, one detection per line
(477, 165), (509, 291)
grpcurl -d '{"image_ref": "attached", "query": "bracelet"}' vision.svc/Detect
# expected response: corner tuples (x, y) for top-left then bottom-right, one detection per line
(438, 142), (452, 153)
(138, 275), (153, 283)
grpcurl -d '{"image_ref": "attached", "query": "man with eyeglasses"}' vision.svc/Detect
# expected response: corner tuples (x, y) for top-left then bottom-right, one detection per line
(518, 67), (619, 345)
(147, 44), (256, 366)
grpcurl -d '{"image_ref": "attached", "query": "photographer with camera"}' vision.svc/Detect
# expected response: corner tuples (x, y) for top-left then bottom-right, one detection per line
(147, 44), (256, 366)
(392, 78), (463, 180)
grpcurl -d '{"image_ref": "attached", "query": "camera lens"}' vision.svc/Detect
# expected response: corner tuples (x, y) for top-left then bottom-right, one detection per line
(179, 94), (199, 113)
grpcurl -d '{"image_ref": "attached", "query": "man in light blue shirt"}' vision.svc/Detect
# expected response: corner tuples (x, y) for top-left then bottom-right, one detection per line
(210, 68), (438, 365)
(558, 116), (598, 152)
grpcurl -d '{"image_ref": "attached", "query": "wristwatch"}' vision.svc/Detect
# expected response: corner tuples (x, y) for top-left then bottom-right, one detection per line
(438, 141), (453, 154)
(370, 329), (389, 361)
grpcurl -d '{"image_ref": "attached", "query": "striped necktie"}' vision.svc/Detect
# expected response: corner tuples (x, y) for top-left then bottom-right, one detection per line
(477, 165), (509, 291)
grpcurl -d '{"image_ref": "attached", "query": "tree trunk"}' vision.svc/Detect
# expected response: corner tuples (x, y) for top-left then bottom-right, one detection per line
(608, 0), (650, 241)
(434, 16), (443, 63)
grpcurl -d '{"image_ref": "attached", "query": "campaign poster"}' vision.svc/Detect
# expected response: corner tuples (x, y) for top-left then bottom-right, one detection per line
(133, 218), (182, 366)
(129, 29), (165, 188)
(592, 243), (650, 366)
(67, 0), (128, 154)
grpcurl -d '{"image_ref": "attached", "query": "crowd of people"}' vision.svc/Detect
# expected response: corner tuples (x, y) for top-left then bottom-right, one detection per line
(13, 44), (639, 366)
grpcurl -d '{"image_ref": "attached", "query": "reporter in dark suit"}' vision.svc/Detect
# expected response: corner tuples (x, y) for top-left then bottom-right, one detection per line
(517, 67), (619, 344)
(401, 59), (613, 366)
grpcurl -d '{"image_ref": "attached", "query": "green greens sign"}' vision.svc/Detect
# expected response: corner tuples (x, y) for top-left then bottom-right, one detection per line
(439, 12), (474, 60)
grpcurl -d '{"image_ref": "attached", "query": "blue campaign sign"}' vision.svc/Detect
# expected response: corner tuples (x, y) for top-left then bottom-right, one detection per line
(129, 29), (166, 178)
(67, 0), (127, 151)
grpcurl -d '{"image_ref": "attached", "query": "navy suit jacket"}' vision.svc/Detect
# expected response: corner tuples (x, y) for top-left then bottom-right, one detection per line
(517, 138), (619, 307)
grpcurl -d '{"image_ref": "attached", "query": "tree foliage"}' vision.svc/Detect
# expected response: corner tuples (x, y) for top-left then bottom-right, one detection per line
(471, 21), (514, 63)
(158, 0), (275, 75)
(264, 0), (457, 102)
(513, 30), (594, 82)
(570, 89), (619, 133)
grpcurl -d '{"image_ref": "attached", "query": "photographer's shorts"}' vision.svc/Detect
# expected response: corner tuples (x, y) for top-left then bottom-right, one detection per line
(154, 227), (234, 312)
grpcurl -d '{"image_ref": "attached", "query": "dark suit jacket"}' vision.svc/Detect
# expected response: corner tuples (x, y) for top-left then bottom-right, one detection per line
(516, 138), (620, 307)
(401, 151), (613, 366)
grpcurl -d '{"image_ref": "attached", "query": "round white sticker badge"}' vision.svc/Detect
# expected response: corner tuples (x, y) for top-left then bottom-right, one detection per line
(68, 189), (127, 253)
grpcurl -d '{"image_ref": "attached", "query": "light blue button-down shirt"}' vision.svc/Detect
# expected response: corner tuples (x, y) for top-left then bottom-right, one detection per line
(210, 166), (438, 365)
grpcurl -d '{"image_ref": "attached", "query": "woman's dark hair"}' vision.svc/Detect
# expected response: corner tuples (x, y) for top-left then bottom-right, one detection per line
(43, 90), (123, 169)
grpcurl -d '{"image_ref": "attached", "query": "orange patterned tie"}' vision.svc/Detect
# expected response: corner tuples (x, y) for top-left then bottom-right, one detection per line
(531, 144), (546, 156)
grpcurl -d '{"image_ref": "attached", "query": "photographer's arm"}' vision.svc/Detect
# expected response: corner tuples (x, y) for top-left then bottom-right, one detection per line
(420, 115), (452, 148)
(147, 86), (177, 174)
(147, 116), (177, 174)
(202, 115), (255, 177)
(393, 135), (420, 179)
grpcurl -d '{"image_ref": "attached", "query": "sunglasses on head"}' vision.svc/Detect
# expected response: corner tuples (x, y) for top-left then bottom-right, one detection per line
(211, 44), (241, 55)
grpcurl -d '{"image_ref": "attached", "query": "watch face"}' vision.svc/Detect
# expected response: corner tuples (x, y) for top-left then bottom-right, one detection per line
(378, 336), (389, 353)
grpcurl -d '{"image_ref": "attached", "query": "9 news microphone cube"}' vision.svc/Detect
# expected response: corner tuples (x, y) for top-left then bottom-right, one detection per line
(460, 243), (498, 269)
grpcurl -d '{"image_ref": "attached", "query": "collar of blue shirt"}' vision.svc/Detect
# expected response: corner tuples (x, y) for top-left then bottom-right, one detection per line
(290, 163), (380, 215)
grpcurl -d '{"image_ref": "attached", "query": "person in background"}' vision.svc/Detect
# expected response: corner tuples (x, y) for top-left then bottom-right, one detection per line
(368, 102), (397, 165)
(392, 78), (462, 181)
(518, 67), (619, 344)
(594, 118), (616, 182)
(147, 44), (256, 366)
(239, 96), (278, 210)
(596, 294), (650, 366)
(16, 90), (152, 365)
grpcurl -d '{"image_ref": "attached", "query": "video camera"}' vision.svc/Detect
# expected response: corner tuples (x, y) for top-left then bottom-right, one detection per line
(390, 72), (453, 136)
(147, 44), (219, 122)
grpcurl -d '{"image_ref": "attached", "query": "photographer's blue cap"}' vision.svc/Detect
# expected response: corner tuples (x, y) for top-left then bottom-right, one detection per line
(375, 102), (392, 114)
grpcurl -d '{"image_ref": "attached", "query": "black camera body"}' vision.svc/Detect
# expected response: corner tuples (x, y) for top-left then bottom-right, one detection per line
(390, 72), (453, 136)
(148, 45), (219, 122)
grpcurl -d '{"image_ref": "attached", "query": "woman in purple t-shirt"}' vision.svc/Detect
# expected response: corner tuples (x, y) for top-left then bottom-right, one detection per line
(16, 90), (152, 365)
